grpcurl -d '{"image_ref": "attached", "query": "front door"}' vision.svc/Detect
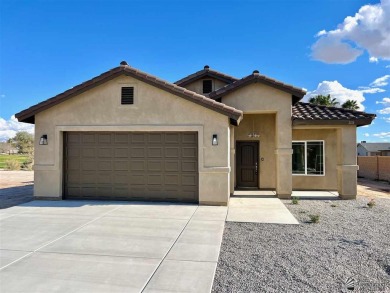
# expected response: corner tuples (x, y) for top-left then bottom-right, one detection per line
(236, 141), (259, 188)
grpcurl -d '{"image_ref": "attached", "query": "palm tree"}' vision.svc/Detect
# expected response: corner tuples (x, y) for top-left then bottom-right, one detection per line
(308, 94), (339, 107)
(341, 99), (360, 111)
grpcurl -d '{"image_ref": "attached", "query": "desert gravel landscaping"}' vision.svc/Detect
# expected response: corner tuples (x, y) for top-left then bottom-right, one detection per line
(213, 197), (390, 293)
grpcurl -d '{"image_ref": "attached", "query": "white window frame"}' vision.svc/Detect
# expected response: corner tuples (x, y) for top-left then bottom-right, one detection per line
(292, 140), (325, 176)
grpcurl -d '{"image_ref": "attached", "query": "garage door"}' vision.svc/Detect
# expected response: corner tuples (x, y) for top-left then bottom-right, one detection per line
(64, 132), (198, 202)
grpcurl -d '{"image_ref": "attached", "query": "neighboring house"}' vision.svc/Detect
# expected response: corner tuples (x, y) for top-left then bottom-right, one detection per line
(357, 142), (390, 156)
(15, 62), (375, 205)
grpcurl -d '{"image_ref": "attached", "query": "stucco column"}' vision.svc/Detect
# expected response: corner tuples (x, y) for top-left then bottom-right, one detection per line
(275, 114), (292, 198)
(229, 125), (235, 195)
(337, 126), (358, 199)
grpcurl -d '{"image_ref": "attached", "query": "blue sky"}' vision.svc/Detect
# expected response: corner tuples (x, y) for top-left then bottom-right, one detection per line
(0, 0), (389, 141)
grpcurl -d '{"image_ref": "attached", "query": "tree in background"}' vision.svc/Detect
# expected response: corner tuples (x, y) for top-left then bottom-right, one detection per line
(10, 131), (34, 170)
(308, 94), (339, 107)
(341, 99), (360, 110)
(11, 131), (34, 154)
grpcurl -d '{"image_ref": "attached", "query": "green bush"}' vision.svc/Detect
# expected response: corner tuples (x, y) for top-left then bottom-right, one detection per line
(292, 196), (299, 205)
(21, 158), (33, 170)
(309, 214), (320, 223)
(5, 159), (21, 170)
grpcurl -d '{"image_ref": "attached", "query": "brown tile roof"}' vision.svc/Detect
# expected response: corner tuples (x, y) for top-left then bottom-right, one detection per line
(292, 102), (376, 126)
(208, 71), (306, 103)
(174, 65), (239, 86)
(15, 62), (243, 125)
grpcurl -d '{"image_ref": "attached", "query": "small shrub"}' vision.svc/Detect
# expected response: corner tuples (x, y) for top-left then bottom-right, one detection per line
(292, 196), (299, 205)
(367, 199), (376, 208)
(5, 159), (21, 170)
(331, 204), (338, 208)
(309, 214), (320, 223)
(299, 210), (307, 214)
(21, 159), (33, 171)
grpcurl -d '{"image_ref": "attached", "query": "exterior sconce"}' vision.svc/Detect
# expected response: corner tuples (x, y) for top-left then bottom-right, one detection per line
(39, 135), (48, 145)
(212, 134), (218, 146)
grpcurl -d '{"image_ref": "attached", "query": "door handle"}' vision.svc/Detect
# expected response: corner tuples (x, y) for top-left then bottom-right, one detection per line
(255, 162), (258, 175)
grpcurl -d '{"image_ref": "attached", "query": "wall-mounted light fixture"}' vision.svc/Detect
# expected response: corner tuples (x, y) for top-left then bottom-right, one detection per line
(247, 118), (260, 138)
(39, 135), (48, 145)
(212, 134), (218, 146)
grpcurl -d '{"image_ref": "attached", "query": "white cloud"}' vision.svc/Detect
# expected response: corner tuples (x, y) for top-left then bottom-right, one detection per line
(376, 97), (390, 105)
(386, 65), (390, 68)
(378, 107), (390, 114)
(370, 75), (390, 87)
(303, 80), (366, 110)
(383, 117), (390, 123)
(363, 133), (370, 137)
(372, 132), (390, 138)
(0, 116), (34, 142)
(311, 0), (390, 64)
(369, 57), (379, 63)
(359, 87), (385, 94)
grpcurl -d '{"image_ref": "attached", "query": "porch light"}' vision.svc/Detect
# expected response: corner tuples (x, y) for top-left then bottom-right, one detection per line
(212, 134), (218, 146)
(39, 135), (48, 145)
(247, 118), (260, 138)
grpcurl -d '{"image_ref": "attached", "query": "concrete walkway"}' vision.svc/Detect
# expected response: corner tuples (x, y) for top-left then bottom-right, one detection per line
(227, 191), (299, 224)
(0, 200), (227, 293)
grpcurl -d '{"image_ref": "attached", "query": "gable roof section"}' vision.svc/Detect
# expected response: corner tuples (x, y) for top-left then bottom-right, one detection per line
(292, 102), (376, 127)
(174, 65), (239, 87)
(357, 142), (390, 152)
(208, 71), (307, 103)
(15, 62), (243, 125)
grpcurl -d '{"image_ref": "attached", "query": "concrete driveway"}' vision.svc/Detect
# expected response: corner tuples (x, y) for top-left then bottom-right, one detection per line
(0, 200), (227, 293)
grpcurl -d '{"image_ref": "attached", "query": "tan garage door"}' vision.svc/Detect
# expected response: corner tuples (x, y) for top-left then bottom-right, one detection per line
(64, 132), (198, 202)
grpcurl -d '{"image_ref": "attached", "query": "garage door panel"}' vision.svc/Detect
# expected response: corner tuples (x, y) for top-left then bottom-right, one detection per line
(148, 133), (163, 144)
(98, 133), (111, 144)
(165, 161), (180, 172)
(165, 147), (180, 158)
(148, 161), (163, 171)
(131, 147), (146, 158)
(114, 148), (129, 158)
(130, 161), (146, 171)
(182, 161), (197, 172)
(165, 133), (180, 144)
(129, 133), (144, 143)
(148, 147), (163, 158)
(114, 161), (129, 171)
(97, 161), (112, 171)
(64, 132), (198, 202)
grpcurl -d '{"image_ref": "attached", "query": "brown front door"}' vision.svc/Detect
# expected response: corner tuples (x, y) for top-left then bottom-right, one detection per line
(236, 141), (259, 188)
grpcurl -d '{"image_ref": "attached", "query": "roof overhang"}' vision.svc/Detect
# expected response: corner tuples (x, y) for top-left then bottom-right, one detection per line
(15, 64), (243, 126)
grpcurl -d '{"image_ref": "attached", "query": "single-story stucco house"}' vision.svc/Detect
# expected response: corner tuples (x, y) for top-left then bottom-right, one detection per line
(15, 62), (375, 205)
(357, 142), (390, 156)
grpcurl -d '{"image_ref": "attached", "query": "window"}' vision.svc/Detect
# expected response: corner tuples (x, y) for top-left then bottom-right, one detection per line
(292, 141), (324, 175)
(202, 80), (213, 93)
(121, 87), (134, 104)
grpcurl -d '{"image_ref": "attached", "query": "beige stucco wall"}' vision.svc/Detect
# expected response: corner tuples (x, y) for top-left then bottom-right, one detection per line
(34, 75), (231, 205)
(234, 114), (276, 189)
(222, 83), (293, 197)
(183, 78), (228, 95)
(292, 128), (338, 190)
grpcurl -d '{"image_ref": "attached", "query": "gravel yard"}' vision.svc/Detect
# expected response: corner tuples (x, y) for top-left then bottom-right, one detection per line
(213, 198), (390, 293)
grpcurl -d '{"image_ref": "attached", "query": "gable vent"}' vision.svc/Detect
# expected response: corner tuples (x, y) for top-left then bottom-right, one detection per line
(121, 87), (134, 104)
(203, 80), (213, 94)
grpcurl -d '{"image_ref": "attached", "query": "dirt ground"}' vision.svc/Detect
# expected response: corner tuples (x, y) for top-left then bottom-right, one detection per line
(0, 170), (34, 188)
(357, 177), (390, 199)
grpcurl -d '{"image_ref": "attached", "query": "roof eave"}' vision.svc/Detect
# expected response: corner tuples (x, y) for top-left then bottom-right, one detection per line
(15, 66), (243, 125)
(292, 118), (375, 127)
